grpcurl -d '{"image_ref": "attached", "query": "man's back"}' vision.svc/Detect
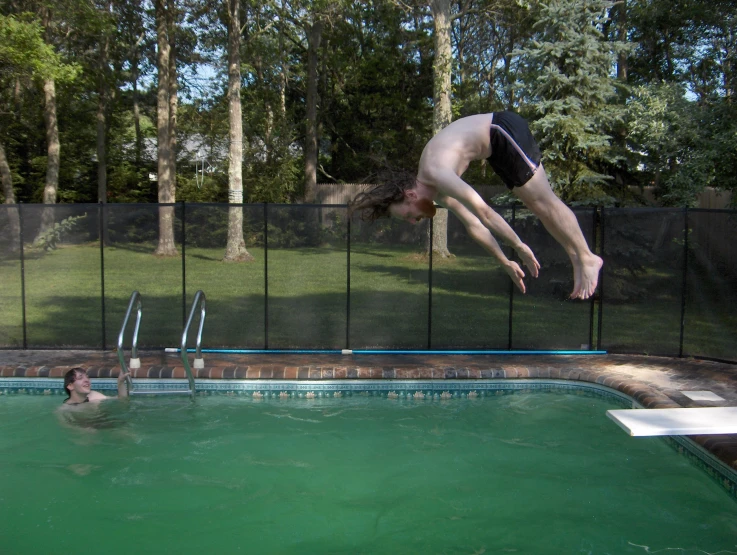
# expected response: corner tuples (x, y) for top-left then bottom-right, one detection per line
(418, 114), (493, 180)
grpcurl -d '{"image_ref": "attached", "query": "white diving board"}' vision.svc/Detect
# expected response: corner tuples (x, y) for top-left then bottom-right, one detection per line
(606, 407), (737, 437)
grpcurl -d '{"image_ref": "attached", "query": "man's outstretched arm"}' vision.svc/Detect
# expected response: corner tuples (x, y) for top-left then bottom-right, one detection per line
(425, 168), (540, 278)
(439, 196), (529, 293)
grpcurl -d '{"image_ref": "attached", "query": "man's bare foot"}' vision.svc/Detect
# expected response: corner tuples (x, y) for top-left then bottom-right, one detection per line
(571, 254), (603, 300)
(571, 263), (583, 298)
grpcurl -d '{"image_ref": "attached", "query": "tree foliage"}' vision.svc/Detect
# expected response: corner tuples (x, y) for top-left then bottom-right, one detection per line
(0, 0), (735, 208)
(0, 13), (79, 83)
(513, 0), (629, 203)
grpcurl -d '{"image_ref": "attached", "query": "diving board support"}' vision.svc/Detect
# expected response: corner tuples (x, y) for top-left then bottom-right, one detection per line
(607, 407), (737, 437)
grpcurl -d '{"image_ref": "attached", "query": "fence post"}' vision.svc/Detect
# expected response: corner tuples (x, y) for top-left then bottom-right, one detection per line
(99, 202), (106, 350)
(181, 201), (187, 327)
(588, 207), (597, 350)
(19, 203), (27, 349)
(678, 207), (688, 358)
(428, 217), (433, 350)
(507, 205), (516, 350)
(596, 207), (606, 351)
(263, 202), (269, 349)
(346, 213), (351, 350)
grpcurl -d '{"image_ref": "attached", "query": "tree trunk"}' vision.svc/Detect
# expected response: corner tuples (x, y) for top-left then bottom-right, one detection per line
(96, 94), (107, 203)
(614, 0), (628, 195)
(97, 9), (110, 204)
(167, 0), (177, 190)
(431, 0), (452, 134)
(0, 141), (20, 251)
(0, 142), (16, 204)
(14, 77), (22, 118)
(154, 0), (177, 256)
(725, 24), (735, 102)
(304, 20), (323, 203)
(35, 77), (60, 244)
(614, 0), (628, 84)
(279, 31), (287, 118)
(132, 54), (142, 167)
(429, 0), (453, 258)
(224, 0), (254, 262)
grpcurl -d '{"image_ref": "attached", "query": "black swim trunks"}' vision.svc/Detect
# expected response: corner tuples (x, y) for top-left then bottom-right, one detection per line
(488, 111), (542, 189)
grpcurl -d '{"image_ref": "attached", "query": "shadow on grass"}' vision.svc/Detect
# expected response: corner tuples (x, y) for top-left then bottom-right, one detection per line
(2, 242), (734, 359)
(10, 285), (601, 352)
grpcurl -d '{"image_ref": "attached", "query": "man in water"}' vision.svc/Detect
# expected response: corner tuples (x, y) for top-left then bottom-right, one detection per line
(60, 367), (129, 407)
(349, 112), (603, 299)
(57, 367), (131, 434)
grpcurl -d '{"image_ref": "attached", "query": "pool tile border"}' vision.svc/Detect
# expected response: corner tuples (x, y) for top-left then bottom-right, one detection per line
(0, 376), (638, 403)
(0, 365), (687, 404)
(0, 364), (683, 411)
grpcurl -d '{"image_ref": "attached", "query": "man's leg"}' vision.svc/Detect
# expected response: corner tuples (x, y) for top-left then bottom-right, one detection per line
(512, 164), (603, 299)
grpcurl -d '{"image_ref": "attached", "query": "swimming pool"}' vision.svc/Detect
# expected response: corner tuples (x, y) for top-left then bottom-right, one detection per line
(1, 380), (736, 554)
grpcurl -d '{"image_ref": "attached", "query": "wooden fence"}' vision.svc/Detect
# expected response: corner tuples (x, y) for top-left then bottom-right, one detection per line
(315, 183), (507, 205)
(629, 186), (733, 209)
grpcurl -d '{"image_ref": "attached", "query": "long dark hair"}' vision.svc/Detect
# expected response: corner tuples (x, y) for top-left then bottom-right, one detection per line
(347, 169), (417, 222)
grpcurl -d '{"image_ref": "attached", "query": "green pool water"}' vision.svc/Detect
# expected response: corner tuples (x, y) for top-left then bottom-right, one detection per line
(1, 391), (735, 554)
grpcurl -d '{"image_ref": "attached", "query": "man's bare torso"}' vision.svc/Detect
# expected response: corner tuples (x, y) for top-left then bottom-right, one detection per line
(417, 114), (493, 183)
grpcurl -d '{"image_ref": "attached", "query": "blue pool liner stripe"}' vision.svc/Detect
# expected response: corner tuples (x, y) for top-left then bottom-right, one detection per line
(167, 348), (608, 355)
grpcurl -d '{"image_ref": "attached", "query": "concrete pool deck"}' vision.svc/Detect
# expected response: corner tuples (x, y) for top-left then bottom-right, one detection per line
(1, 350), (736, 471)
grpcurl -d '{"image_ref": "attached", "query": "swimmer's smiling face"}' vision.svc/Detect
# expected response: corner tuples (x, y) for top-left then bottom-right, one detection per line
(388, 190), (437, 224)
(67, 370), (91, 397)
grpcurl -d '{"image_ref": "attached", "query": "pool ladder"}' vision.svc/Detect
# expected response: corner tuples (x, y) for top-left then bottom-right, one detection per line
(117, 290), (206, 398)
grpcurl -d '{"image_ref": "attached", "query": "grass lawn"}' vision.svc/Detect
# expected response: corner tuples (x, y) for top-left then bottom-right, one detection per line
(0, 242), (734, 360)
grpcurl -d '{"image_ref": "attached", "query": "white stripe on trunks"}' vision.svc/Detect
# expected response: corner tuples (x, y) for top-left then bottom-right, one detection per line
(490, 115), (538, 171)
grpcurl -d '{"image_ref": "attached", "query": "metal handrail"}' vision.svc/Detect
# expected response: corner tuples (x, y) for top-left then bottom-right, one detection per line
(180, 290), (206, 397)
(117, 291), (142, 393)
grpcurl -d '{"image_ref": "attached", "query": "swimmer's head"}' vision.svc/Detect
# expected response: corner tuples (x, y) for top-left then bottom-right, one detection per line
(64, 367), (90, 399)
(387, 193), (437, 224)
(348, 170), (435, 224)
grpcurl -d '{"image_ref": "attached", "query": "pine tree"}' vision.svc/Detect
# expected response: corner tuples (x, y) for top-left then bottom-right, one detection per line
(515, 0), (629, 202)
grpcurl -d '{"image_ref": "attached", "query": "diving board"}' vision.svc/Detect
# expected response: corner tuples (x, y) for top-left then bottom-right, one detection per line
(606, 407), (737, 437)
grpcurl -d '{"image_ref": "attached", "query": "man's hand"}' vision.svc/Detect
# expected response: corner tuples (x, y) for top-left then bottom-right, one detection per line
(515, 243), (540, 278)
(504, 261), (527, 294)
(117, 370), (131, 398)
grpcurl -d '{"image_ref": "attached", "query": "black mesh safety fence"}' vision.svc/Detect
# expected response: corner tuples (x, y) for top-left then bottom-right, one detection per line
(182, 203), (266, 349)
(19, 203), (103, 348)
(684, 210), (737, 361)
(599, 208), (686, 356)
(0, 205), (23, 347)
(430, 207), (512, 349)
(349, 210), (430, 349)
(1, 202), (735, 362)
(510, 207), (596, 351)
(103, 203), (183, 349)
(265, 204), (347, 349)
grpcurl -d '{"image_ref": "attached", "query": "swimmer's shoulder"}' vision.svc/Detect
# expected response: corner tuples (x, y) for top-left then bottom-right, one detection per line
(88, 390), (109, 402)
